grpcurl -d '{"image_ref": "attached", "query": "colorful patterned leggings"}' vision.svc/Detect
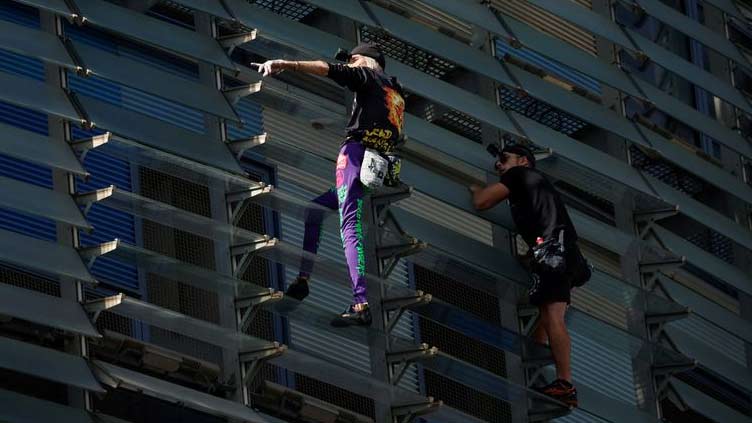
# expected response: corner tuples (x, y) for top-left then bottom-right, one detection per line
(300, 142), (368, 305)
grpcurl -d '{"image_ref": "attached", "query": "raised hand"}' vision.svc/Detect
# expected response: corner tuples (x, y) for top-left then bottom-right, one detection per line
(250, 59), (286, 76)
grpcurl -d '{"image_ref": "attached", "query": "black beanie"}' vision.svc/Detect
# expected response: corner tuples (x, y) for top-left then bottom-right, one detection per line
(501, 144), (536, 167)
(350, 42), (386, 69)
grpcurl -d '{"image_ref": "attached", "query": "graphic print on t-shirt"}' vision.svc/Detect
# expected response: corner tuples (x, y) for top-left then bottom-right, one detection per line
(384, 86), (405, 135)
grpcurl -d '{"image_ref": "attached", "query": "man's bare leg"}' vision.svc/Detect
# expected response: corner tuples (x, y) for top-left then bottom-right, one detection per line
(532, 308), (549, 345)
(541, 302), (572, 382)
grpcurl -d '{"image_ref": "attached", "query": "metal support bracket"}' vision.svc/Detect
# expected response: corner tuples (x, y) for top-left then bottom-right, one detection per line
(652, 358), (697, 396)
(223, 82), (262, 105)
(240, 343), (287, 388)
(218, 30), (257, 56)
(382, 291), (432, 334)
(634, 206), (679, 224)
(533, 147), (554, 163)
(63, 0), (86, 25)
(377, 238), (427, 279)
(231, 237), (277, 278)
(386, 343), (438, 386)
(391, 398), (442, 423)
(639, 256), (686, 274)
(517, 304), (539, 337)
(70, 132), (111, 163)
(74, 185), (114, 215)
(226, 133), (266, 161)
(645, 295), (690, 326)
(60, 36), (90, 76)
(78, 239), (119, 268)
(226, 184), (271, 224)
(372, 184), (413, 208)
(236, 288), (284, 333)
(84, 293), (124, 323)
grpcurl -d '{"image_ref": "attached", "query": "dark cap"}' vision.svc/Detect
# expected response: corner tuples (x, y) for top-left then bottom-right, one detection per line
(501, 144), (536, 167)
(350, 42), (386, 69)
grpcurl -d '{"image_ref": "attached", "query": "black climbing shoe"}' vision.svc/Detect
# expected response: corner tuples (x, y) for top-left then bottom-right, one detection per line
(330, 304), (372, 327)
(285, 277), (310, 301)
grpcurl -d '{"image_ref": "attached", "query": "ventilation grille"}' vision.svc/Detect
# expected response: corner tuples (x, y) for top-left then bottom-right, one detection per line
(423, 103), (484, 142)
(500, 87), (588, 136)
(250, 0), (316, 21)
(138, 168), (224, 366)
(294, 373), (376, 419)
(686, 228), (735, 264)
(360, 26), (457, 79)
(0, 264), (59, 296)
(630, 146), (705, 197)
(423, 370), (512, 423)
(413, 265), (511, 422)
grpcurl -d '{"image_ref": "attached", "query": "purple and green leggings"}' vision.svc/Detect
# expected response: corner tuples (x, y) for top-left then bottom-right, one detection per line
(299, 142), (368, 305)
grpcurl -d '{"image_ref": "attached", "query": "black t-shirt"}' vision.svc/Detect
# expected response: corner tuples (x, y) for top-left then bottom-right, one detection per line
(499, 166), (578, 248)
(326, 63), (405, 152)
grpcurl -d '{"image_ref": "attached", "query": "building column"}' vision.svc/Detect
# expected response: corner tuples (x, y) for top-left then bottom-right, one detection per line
(40, 10), (90, 412)
(194, 11), (245, 404)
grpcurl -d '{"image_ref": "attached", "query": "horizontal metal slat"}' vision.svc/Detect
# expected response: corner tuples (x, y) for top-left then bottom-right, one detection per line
(651, 224), (752, 297)
(661, 275), (752, 344)
(0, 282), (100, 337)
(13, 0), (74, 19)
(0, 226), (95, 283)
(525, 0), (752, 114)
(76, 95), (244, 175)
(0, 70), (81, 122)
(0, 18), (77, 70)
(0, 175), (91, 229)
(0, 121), (86, 176)
(73, 0), (235, 70)
(635, 0), (751, 72)
(72, 40), (240, 122)
(626, 26), (752, 115)
(0, 336), (104, 393)
(93, 361), (281, 423)
(672, 376), (750, 423)
(0, 388), (95, 423)
(422, 1), (752, 157)
(101, 295), (275, 352)
(701, 0), (745, 20)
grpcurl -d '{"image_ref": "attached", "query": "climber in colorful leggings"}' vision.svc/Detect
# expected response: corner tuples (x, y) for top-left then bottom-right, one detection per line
(254, 42), (405, 326)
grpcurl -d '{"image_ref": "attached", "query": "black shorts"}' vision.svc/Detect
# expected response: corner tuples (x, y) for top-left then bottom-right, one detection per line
(529, 268), (571, 306)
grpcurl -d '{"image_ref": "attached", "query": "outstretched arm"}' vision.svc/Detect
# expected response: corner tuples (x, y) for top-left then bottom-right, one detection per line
(253, 60), (369, 91)
(469, 182), (510, 210)
(251, 59), (329, 77)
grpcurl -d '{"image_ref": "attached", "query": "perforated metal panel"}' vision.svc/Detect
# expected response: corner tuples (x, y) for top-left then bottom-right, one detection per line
(499, 86), (589, 136)
(630, 145), (706, 197)
(251, 0), (316, 21)
(0, 264), (59, 297)
(138, 167), (224, 366)
(412, 264), (512, 422)
(360, 25), (458, 79)
(422, 102), (484, 143)
(686, 227), (735, 264)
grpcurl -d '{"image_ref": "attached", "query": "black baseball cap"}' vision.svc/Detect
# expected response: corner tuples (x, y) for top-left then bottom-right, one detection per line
(350, 42), (386, 69)
(501, 144), (536, 167)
